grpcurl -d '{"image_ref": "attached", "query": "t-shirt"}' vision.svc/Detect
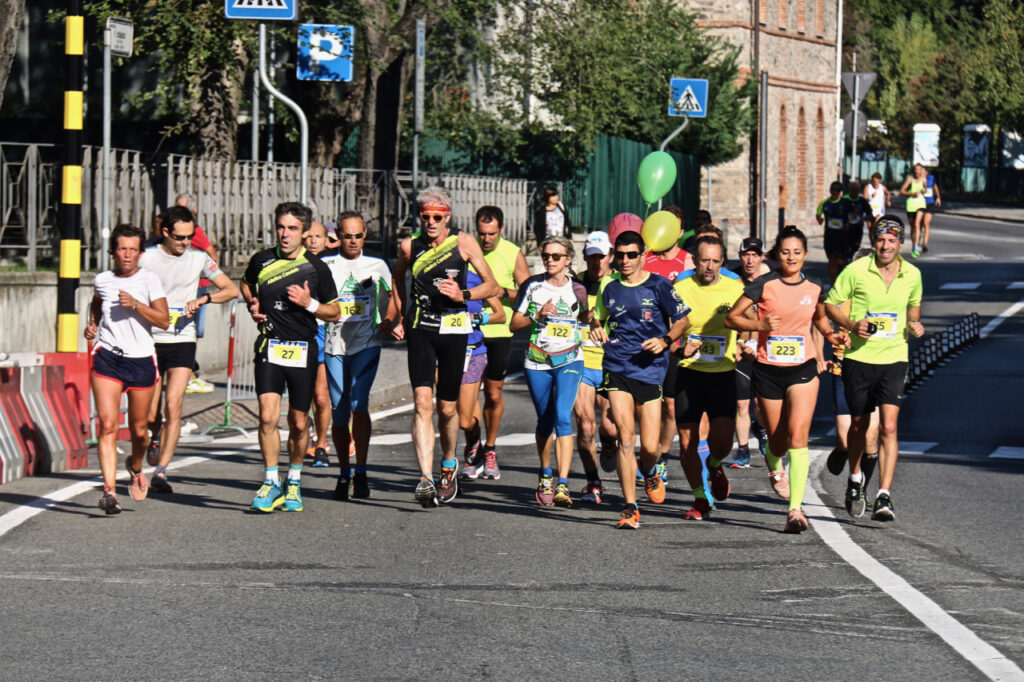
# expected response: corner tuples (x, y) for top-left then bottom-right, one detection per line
(826, 254), (922, 364)
(677, 266), (740, 281)
(593, 272), (690, 385)
(243, 246), (338, 345)
(514, 274), (588, 371)
(865, 183), (887, 217)
(674, 274), (745, 373)
(93, 268), (167, 358)
(465, 270), (487, 356)
(743, 272), (826, 367)
(140, 244), (220, 344)
(191, 225), (213, 288)
(580, 271), (605, 371)
(320, 250), (393, 356)
(545, 209), (565, 238)
(643, 249), (690, 284)
(472, 237), (521, 339)
(817, 196), (851, 230)
(924, 175), (937, 205)
(845, 196), (872, 228)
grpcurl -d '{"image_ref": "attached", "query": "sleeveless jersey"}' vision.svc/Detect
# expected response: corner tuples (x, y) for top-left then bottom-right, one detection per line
(866, 183), (886, 217)
(472, 237), (520, 339)
(407, 228), (468, 332)
(906, 178), (926, 212)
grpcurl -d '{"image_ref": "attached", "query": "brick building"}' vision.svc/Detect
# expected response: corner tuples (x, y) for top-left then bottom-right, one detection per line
(686, 0), (841, 249)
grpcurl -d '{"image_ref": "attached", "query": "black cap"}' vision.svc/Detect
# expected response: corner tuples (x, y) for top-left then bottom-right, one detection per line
(740, 237), (763, 254)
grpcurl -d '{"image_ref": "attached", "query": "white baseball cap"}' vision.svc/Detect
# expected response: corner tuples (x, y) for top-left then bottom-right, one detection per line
(584, 231), (611, 256)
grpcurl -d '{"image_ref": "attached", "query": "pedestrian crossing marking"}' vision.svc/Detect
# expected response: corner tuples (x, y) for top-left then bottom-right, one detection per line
(939, 282), (981, 290)
(900, 441), (938, 454)
(988, 446), (1024, 460)
(1007, 282), (1024, 290)
(674, 86), (703, 114)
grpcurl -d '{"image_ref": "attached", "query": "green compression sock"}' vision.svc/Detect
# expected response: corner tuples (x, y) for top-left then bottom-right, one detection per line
(788, 447), (809, 511)
(764, 444), (782, 472)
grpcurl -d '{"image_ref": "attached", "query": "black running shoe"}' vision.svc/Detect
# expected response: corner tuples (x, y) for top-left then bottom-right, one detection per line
(333, 475), (351, 501)
(146, 435), (161, 467)
(352, 472), (370, 498)
(313, 447), (330, 468)
(150, 474), (173, 494)
(871, 493), (895, 522)
(98, 491), (121, 515)
(826, 447), (848, 476)
(861, 454), (878, 488)
(845, 478), (866, 518)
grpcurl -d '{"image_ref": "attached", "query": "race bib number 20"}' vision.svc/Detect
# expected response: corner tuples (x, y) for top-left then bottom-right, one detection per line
(439, 312), (471, 335)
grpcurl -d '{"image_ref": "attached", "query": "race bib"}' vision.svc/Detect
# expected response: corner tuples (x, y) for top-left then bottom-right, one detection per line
(539, 316), (578, 344)
(168, 306), (185, 330)
(865, 311), (899, 339)
(464, 347), (473, 373)
(690, 334), (726, 362)
(923, 188), (933, 198)
(827, 218), (842, 230)
(268, 339), (308, 368)
(439, 312), (471, 335)
(766, 335), (805, 364)
(338, 294), (370, 322)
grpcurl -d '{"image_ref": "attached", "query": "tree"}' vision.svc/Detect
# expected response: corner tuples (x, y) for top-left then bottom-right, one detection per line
(0, 0), (26, 113)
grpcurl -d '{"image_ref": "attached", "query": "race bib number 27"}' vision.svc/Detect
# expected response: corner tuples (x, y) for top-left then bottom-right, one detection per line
(268, 339), (309, 367)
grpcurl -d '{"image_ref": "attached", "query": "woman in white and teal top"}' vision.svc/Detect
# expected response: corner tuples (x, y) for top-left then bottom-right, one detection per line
(510, 236), (589, 508)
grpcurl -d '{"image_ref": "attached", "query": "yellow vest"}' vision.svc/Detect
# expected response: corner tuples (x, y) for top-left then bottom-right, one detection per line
(471, 237), (521, 339)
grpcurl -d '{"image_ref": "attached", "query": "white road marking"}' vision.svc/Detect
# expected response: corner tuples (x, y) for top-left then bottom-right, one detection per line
(373, 432), (540, 447)
(1007, 282), (1024, 290)
(939, 282), (982, 290)
(900, 442), (938, 454)
(370, 371), (524, 420)
(988, 446), (1024, 460)
(930, 223), (1024, 242)
(808, 449), (1024, 681)
(980, 299), (1024, 339)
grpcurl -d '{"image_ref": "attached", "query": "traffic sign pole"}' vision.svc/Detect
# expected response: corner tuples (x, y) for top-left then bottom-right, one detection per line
(657, 119), (688, 210)
(258, 23), (308, 202)
(102, 26), (111, 256)
(413, 18), (424, 197)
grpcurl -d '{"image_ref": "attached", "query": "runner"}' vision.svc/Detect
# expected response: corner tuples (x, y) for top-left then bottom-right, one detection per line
(845, 180), (873, 259)
(393, 187), (500, 508)
(457, 268), (506, 480)
(240, 202), (340, 513)
(470, 205), (530, 480)
(303, 220), (333, 468)
(85, 224), (170, 514)
(589, 230), (690, 529)
(728, 237), (770, 469)
(825, 215), (924, 521)
(725, 226), (848, 533)
(673, 236), (745, 520)
(816, 180), (851, 283)
(510, 236), (589, 508)
(863, 172), (891, 230)
(921, 171), (941, 254)
(573, 232), (618, 502)
(320, 211), (399, 500)
(899, 163), (928, 258)
(141, 206), (238, 494)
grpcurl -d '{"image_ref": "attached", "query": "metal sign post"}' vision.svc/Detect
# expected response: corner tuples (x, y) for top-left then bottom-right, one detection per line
(413, 18), (425, 197)
(842, 55), (876, 181)
(659, 77), (708, 209)
(258, 23), (308, 202)
(102, 17), (132, 253)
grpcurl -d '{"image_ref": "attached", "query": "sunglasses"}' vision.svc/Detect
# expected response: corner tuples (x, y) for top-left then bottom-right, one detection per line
(340, 232), (365, 240)
(169, 232), (195, 242)
(541, 252), (567, 261)
(420, 213), (447, 223)
(614, 250), (642, 260)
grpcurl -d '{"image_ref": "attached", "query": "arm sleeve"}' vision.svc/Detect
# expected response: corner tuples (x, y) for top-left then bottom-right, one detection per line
(314, 259), (339, 303)
(144, 270), (167, 303)
(825, 269), (852, 306)
(201, 255), (221, 281)
(908, 271), (923, 307)
(374, 260), (393, 291)
(513, 279), (536, 315)
(243, 254), (260, 287)
(661, 279), (690, 323)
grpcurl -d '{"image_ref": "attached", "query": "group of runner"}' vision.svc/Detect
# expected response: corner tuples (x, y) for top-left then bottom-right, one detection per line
(85, 186), (925, 531)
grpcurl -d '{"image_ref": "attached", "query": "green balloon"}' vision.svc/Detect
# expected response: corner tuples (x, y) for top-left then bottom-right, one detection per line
(637, 151), (678, 204)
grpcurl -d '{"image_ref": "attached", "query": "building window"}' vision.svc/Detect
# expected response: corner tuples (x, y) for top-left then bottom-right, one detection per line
(779, 0), (788, 29)
(815, 0), (825, 36)
(779, 104), (788, 209)
(797, 105), (807, 211)
(760, 0), (767, 24)
(797, 0), (806, 33)
(816, 104), (826, 191)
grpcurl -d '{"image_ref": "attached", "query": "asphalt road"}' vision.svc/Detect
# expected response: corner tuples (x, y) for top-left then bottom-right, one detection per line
(0, 212), (1022, 680)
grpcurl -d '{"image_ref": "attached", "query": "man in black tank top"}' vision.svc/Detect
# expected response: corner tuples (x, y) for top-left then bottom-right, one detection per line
(393, 187), (501, 508)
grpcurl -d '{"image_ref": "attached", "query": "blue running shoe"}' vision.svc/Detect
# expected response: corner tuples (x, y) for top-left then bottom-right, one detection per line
(252, 480), (284, 512)
(656, 456), (669, 483)
(729, 445), (751, 469)
(282, 480), (303, 512)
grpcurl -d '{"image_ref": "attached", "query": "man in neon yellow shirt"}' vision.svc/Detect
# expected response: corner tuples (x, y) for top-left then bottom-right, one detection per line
(825, 215), (924, 522)
(465, 206), (530, 480)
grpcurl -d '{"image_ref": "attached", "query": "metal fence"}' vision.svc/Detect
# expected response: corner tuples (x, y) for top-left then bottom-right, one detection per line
(1, 142), (534, 271)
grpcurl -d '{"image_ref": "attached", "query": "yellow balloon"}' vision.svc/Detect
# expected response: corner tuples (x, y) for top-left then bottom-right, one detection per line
(641, 211), (681, 253)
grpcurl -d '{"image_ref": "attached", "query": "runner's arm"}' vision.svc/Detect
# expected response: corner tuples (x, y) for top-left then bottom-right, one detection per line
(459, 232), (502, 301)
(933, 183), (941, 207)
(899, 176), (914, 197)
(906, 305), (925, 337)
(512, 251), (531, 293)
(725, 295), (765, 332)
(131, 295), (170, 330)
(483, 294), (506, 325)
(84, 295), (102, 339)
(186, 271), (238, 315)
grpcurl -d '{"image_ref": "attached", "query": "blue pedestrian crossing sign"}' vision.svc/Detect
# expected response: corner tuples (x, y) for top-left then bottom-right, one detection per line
(668, 78), (708, 118)
(297, 24), (354, 82)
(224, 0), (297, 21)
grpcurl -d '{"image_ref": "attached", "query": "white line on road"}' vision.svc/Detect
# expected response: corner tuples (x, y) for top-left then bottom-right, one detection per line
(899, 442), (938, 454)
(369, 371), (525, 420)
(930, 223), (1024, 242)
(988, 446), (1024, 460)
(1007, 282), (1024, 290)
(980, 299), (1024, 339)
(808, 450), (1024, 681)
(939, 282), (982, 290)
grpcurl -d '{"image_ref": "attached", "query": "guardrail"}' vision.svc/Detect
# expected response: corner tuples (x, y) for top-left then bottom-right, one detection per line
(904, 313), (980, 395)
(202, 299), (259, 437)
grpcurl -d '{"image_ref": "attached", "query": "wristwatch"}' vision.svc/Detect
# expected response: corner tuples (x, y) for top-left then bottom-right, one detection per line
(661, 334), (673, 346)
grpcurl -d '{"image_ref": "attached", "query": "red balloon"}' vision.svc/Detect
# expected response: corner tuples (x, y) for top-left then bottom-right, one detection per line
(607, 213), (642, 245)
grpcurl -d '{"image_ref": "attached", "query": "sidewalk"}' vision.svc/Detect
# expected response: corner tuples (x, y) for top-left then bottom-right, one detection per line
(940, 201), (1024, 224)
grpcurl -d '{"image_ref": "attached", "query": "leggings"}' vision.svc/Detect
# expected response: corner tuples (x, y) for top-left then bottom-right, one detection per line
(524, 360), (584, 439)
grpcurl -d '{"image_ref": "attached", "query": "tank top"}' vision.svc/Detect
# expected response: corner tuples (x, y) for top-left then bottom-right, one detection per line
(407, 227), (468, 331)
(866, 183), (885, 216)
(906, 178), (926, 212)
(474, 237), (520, 339)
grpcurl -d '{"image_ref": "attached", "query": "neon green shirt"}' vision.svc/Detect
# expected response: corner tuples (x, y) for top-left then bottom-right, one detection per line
(674, 274), (744, 373)
(826, 254), (922, 364)
(471, 237), (521, 339)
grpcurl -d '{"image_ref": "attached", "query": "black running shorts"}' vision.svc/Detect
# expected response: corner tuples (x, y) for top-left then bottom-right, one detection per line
(753, 360), (819, 400)
(254, 337), (319, 412)
(407, 327), (468, 402)
(674, 367), (737, 424)
(841, 358), (907, 417)
(599, 370), (662, 405)
(155, 342), (197, 376)
(483, 337), (513, 382)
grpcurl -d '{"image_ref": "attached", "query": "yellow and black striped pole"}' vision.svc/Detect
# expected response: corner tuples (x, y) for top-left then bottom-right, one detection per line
(58, 0), (84, 352)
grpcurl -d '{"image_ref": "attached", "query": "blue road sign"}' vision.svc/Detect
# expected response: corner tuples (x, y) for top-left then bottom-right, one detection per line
(224, 0), (297, 21)
(297, 24), (354, 82)
(668, 78), (709, 118)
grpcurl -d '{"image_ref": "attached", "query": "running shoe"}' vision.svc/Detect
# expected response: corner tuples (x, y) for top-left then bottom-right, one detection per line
(313, 447), (330, 468)
(871, 493), (895, 522)
(684, 497), (712, 520)
(438, 462), (459, 504)
(826, 447), (848, 476)
(757, 436), (768, 458)
(482, 449), (501, 480)
(708, 464), (730, 501)
(616, 506), (640, 529)
(656, 456), (669, 483)
(845, 478), (866, 518)
(768, 470), (790, 500)
(922, 244), (929, 253)
(281, 480), (303, 512)
(415, 476), (438, 508)
(911, 247), (920, 258)
(463, 434), (481, 464)
(861, 454), (878, 488)
(126, 458), (149, 501)
(643, 472), (666, 504)
(352, 472), (370, 499)
(599, 444), (616, 473)
(150, 473), (173, 494)
(581, 481), (605, 504)
(252, 480), (284, 512)
(146, 435), (160, 467)
(536, 475), (555, 507)
(729, 445), (751, 469)
(185, 376), (215, 394)
(784, 508), (809, 533)
(333, 475), (351, 501)
(461, 452), (485, 480)
(553, 483), (573, 508)
(98, 491), (121, 515)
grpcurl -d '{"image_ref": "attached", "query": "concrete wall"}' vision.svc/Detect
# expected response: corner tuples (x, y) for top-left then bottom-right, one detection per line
(0, 271), (239, 373)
